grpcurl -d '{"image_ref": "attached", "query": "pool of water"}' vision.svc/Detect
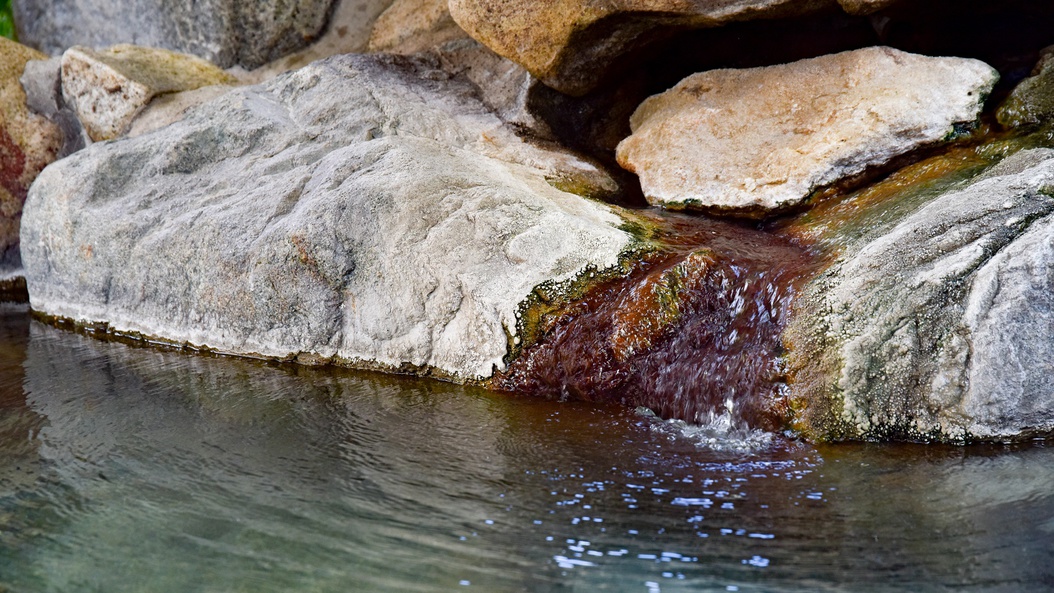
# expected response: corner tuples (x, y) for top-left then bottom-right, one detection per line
(1, 303), (1052, 592)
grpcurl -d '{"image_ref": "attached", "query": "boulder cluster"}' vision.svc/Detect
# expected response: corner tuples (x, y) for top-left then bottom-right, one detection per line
(5, 0), (1054, 442)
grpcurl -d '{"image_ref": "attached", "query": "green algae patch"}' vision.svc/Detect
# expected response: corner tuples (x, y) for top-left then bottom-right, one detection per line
(997, 50), (1054, 130)
(503, 208), (663, 368)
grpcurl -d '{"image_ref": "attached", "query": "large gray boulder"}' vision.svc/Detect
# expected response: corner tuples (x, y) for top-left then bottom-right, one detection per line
(14, 0), (339, 69)
(786, 148), (1054, 442)
(21, 53), (635, 381)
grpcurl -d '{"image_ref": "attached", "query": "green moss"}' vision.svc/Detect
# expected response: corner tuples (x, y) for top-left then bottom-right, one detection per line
(998, 67), (1054, 130)
(0, 0), (14, 41)
(503, 209), (663, 366)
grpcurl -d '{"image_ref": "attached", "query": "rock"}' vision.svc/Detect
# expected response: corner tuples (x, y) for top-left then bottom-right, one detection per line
(60, 44), (237, 142)
(837, 0), (896, 15)
(238, 0), (396, 83)
(432, 39), (548, 137)
(20, 57), (91, 158)
(21, 53), (636, 381)
(997, 45), (1054, 129)
(785, 148), (1054, 442)
(616, 47), (997, 216)
(14, 0), (339, 69)
(126, 86), (237, 138)
(448, 0), (838, 96)
(0, 38), (62, 280)
(368, 0), (468, 55)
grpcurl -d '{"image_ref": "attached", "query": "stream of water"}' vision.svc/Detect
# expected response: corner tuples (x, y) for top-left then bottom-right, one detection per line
(1, 303), (1052, 592)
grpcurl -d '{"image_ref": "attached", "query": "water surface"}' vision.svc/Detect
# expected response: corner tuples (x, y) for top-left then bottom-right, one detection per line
(0, 305), (1052, 592)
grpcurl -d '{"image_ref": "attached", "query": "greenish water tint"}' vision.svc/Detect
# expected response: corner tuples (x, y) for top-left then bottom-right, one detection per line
(1, 304), (1053, 592)
(0, 0), (13, 40)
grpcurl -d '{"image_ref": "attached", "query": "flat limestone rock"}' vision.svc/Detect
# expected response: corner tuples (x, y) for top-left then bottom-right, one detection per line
(61, 44), (237, 141)
(448, 0), (835, 96)
(0, 38), (62, 278)
(786, 148), (1054, 442)
(21, 53), (635, 381)
(14, 0), (339, 70)
(616, 47), (997, 215)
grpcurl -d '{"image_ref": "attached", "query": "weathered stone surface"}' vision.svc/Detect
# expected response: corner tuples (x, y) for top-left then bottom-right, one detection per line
(786, 148), (1054, 442)
(432, 39), (548, 137)
(997, 46), (1054, 129)
(0, 38), (62, 279)
(61, 45), (237, 142)
(20, 57), (91, 158)
(14, 0), (339, 69)
(368, 0), (467, 55)
(448, 0), (837, 95)
(239, 0), (396, 83)
(21, 54), (635, 381)
(616, 47), (997, 215)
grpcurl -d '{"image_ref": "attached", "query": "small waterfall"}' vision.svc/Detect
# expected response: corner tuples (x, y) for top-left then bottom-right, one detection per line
(495, 211), (816, 432)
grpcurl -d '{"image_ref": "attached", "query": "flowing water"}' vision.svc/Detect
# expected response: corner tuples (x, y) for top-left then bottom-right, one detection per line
(1, 304), (1053, 592)
(497, 211), (816, 432)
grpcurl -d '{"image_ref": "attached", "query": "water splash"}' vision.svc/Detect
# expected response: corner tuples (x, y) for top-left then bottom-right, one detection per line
(495, 211), (816, 432)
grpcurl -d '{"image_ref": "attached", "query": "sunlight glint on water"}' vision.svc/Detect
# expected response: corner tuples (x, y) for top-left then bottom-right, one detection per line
(0, 306), (1052, 592)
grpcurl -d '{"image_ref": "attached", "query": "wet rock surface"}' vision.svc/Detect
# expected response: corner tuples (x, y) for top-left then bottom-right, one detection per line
(998, 46), (1054, 130)
(497, 211), (814, 431)
(0, 38), (62, 281)
(21, 53), (635, 381)
(14, 0), (339, 69)
(615, 47), (997, 216)
(785, 148), (1054, 442)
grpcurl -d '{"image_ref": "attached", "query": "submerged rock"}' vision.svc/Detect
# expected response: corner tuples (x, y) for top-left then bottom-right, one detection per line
(61, 45), (237, 141)
(786, 148), (1054, 442)
(21, 53), (636, 381)
(0, 38), (62, 282)
(616, 47), (996, 216)
(14, 0), (339, 69)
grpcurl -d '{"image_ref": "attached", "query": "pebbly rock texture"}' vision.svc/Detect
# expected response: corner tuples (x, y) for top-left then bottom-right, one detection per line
(786, 148), (1054, 442)
(14, 0), (338, 70)
(616, 47), (997, 216)
(368, 0), (467, 55)
(61, 45), (237, 142)
(0, 38), (62, 282)
(997, 46), (1054, 130)
(21, 53), (636, 381)
(448, 0), (840, 96)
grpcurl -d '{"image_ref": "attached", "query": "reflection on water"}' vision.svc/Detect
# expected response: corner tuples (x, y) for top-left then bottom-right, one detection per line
(1, 308), (1052, 592)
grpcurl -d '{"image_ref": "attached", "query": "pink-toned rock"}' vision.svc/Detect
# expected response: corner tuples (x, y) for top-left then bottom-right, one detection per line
(0, 37), (62, 279)
(616, 47), (997, 216)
